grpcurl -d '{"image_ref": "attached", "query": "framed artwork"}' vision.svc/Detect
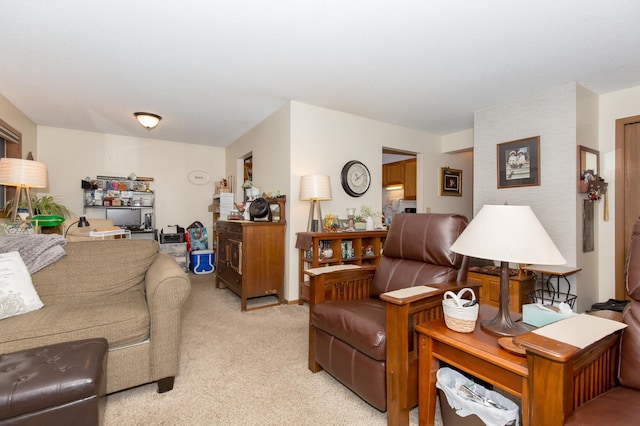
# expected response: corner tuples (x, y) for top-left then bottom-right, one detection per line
(439, 167), (462, 196)
(497, 136), (540, 188)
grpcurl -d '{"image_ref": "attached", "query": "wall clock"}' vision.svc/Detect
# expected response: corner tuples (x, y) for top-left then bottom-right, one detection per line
(341, 160), (371, 197)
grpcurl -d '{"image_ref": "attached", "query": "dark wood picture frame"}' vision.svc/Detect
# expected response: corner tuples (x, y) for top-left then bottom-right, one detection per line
(497, 136), (540, 188)
(439, 167), (462, 197)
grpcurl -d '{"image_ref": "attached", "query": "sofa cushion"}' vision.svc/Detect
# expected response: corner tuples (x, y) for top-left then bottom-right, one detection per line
(311, 299), (386, 361)
(0, 289), (149, 354)
(565, 387), (640, 425)
(0, 252), (44, 320)
(31, 240), (158, 305)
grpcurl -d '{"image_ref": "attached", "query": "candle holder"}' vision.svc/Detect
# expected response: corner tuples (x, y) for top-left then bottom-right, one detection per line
(346, 208), (356, 231)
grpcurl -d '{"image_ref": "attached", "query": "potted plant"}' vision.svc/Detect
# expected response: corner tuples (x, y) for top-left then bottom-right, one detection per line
(359, 205), (381, 230)
(5, 194), (73, 218)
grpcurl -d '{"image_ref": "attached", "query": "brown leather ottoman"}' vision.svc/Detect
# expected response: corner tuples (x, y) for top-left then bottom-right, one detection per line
(0, 338), (108, 426)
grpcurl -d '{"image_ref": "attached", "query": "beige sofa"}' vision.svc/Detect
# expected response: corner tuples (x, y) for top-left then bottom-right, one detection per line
(0, 239), (191, 394)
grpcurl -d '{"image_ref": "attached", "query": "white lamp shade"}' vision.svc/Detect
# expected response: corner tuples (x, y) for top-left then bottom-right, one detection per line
(134, 112), (162, 129)
(0, 158), (48, 188)
(450, 204), (566, 265)
(300, 175), (332, 200)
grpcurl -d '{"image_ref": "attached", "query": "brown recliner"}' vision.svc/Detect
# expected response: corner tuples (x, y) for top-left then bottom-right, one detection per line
(563, 218), (640, 424)
(308, 213), (475, 425)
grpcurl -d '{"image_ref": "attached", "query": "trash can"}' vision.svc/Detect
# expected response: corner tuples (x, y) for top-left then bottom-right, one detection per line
(436, 367), (519, 426)
(189, 249), (214, 274)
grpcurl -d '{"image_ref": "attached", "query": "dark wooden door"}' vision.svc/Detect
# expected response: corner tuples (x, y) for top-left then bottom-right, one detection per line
(615, 116), (640, 298)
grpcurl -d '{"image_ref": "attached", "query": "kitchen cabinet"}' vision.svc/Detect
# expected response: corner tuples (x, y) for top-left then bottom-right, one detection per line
(382, 159), (417, 200)
(215, 220), (285, 311)
(403, 158), (417, 200)
(295, 230), (387, 303)
(383, 161), (404, 186)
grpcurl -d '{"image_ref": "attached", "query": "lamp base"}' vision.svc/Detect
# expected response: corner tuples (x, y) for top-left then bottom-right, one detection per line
(481, 315), (530, 337)
(480, 260), (530, 337)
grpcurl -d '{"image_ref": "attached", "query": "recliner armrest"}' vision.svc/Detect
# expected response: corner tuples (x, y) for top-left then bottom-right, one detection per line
(306, 265), (377, 307)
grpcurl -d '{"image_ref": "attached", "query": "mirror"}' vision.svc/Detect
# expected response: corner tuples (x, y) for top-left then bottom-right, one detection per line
(578, 145), (599, 193)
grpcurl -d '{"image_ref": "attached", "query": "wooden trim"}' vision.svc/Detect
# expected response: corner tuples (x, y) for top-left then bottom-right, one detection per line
(614, 115), (640, 299)
(0, 117), (22, 210)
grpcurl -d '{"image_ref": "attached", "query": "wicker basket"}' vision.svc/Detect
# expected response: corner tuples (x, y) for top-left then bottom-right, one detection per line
(442, 288), (479, 333)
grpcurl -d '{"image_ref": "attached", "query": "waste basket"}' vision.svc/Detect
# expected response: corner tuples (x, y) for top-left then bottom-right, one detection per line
(436, 367), (519, 426)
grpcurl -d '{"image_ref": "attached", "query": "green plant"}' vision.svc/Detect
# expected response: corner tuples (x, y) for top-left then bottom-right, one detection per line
(359, 205), (380, 218)
(4, 194), (73, 218)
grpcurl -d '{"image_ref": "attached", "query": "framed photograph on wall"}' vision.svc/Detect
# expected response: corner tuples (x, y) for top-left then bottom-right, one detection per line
(497, 136), (540, 188)
(439, 167), (462, 196)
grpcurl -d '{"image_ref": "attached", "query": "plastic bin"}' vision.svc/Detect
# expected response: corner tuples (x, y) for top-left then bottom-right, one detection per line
(189, 249), (214, 274)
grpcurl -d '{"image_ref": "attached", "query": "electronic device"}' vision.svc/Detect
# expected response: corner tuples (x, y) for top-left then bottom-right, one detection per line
(106, 208), (142, 229)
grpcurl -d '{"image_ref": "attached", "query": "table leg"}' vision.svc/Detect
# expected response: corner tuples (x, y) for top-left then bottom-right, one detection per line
(418, 333), (438, 426)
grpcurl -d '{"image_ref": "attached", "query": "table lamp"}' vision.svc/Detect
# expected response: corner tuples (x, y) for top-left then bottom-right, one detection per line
(450, 204), (566, 336)
(0, 158), (48, 221)
(300, 175), (332, 232)
(63, 216), (91, 238)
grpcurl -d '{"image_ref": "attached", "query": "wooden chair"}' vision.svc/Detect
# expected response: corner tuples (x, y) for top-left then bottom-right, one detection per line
(307, 213), (477, 425)
(515, 217), (640, 425)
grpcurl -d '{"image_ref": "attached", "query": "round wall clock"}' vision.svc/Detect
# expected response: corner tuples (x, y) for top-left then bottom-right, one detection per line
(341, 160), (371, 197)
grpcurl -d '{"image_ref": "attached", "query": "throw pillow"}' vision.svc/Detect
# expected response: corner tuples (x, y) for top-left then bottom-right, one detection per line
(0, 251), (44, 320)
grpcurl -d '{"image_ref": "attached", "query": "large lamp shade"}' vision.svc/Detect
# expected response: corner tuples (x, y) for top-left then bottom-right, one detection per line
(450, 204), (566, 336)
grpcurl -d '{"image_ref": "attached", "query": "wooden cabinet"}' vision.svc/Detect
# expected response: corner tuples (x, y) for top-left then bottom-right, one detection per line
(383, 161), (404, 186)
(467, 270), (534, 313)
(215, 220), (285, 311)
(295, 230), (387, 303)
(383, 159), (417, 200)
(403, 158), (417, 200)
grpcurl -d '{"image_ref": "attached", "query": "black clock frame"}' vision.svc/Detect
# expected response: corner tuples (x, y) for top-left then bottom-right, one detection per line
(341, 160), (371, 197)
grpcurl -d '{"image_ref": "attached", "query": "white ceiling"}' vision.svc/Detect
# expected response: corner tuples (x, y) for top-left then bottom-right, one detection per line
(2, 1), (640, 148)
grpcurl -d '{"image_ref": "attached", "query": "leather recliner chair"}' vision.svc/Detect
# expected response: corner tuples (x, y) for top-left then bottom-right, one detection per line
(307, 213), (475, 425)
(563, 218), (640, 424)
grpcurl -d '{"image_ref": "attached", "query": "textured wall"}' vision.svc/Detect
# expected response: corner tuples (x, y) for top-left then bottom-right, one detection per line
(473, 83), (589, 310)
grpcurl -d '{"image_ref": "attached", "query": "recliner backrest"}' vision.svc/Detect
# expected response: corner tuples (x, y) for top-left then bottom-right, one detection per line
(370, 213), (469, 297)
(620, 218), (640, 390)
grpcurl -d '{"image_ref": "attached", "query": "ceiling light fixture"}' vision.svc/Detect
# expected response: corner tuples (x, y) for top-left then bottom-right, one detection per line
(134, 112), (162, 130)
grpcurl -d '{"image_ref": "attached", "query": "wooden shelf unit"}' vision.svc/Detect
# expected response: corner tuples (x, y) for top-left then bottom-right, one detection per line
(296, 230), (387, 303)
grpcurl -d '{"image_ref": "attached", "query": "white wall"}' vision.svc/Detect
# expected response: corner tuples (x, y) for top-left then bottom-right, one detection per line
(474, 83), (586, 309)
(0, 93), (37, 158)
(37, 126), (226, 241)
(598, 84), (640, 300)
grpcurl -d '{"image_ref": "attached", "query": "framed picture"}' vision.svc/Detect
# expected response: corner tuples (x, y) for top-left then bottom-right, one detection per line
(497, 136), (540, 188)
(439, 167), (462, 196)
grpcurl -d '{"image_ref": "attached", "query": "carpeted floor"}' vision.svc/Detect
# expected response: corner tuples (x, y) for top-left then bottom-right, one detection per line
(105, 273), (436, 425)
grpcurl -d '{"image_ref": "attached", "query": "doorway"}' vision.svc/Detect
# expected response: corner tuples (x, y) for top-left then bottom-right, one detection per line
(381, 148), (417, 222)
(615, 115), (640, 299)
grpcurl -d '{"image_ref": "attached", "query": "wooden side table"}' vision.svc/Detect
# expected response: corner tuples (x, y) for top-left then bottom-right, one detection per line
(416, 305), (530, 425)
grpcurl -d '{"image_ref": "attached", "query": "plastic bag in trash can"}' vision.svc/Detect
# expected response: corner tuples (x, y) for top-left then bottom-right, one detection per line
(436, 367), (519, 426)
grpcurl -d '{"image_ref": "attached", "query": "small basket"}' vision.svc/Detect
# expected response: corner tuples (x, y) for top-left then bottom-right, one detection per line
(442, 288), (479, 333)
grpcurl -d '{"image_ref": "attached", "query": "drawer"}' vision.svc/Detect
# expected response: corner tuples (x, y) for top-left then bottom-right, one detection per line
(159, 243), (187, 256)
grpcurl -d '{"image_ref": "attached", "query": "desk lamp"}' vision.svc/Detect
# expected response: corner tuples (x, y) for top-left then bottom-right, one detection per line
(0, 158), (48, 221)
(63, 216), (91, 238)
(300, 175), (332, 232)
(450, 204), (566, 336)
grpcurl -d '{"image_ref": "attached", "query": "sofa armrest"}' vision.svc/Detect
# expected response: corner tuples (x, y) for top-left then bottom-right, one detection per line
(144, 253), (191, 380)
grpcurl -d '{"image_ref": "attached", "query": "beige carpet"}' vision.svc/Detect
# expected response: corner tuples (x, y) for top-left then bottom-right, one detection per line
(105, 273), (438, 425)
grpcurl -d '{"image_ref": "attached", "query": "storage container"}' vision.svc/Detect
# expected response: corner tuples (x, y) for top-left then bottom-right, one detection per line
(189, 249), (214, 274)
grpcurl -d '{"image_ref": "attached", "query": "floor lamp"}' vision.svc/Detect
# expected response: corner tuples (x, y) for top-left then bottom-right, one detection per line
(300, 175), (332, 232)
(450, 204), (566, 337)
(0, 158), (48, 221)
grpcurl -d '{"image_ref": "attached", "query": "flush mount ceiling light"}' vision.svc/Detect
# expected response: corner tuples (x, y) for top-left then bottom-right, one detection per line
(134, 112), (162, 130)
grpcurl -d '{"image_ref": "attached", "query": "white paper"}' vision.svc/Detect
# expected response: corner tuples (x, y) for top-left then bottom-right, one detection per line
(304, 264), (361, 275)
(532, 313), (627, 349)
(382, 285), (439, 299)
